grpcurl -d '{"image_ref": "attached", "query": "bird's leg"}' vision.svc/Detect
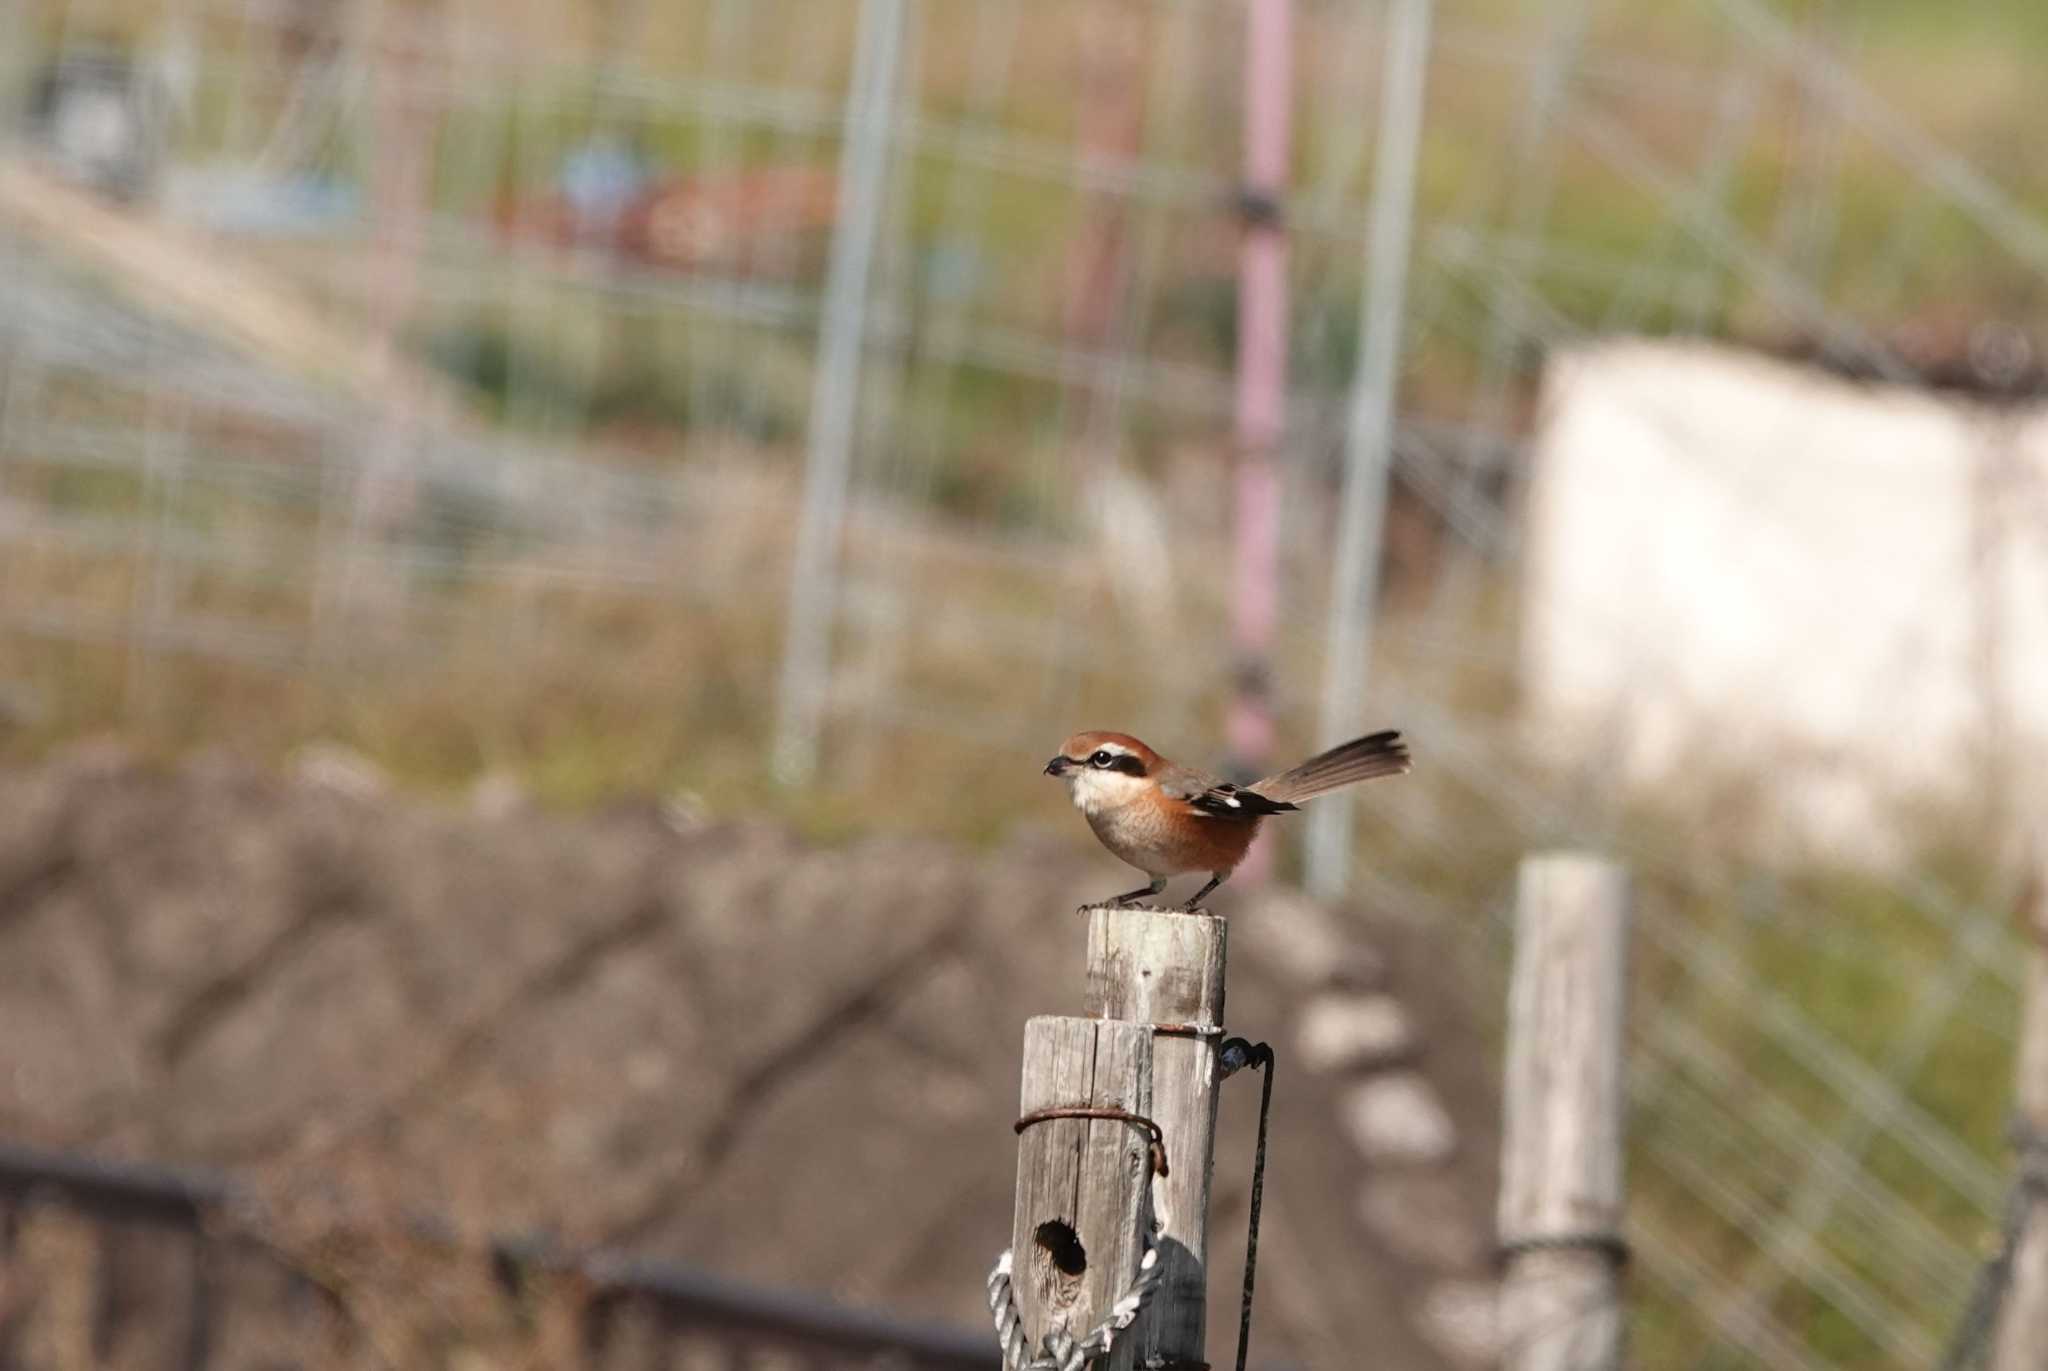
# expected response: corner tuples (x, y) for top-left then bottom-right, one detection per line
(1083, 876), (1168, 913)
(1180, 872), (1227, 912)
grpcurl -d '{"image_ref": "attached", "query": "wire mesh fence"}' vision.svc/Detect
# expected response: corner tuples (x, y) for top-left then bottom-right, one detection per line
(5, 0), (2048, 1366)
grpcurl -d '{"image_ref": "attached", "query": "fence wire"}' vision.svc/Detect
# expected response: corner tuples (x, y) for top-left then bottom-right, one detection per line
(4, 1), (2048, 1367)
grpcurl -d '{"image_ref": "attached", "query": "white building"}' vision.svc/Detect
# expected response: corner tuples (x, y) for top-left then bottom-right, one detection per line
(1520, 339), (2048, 862)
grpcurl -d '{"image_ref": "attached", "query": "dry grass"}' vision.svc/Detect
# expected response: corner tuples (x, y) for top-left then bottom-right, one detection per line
(0, 456), (1251, 833)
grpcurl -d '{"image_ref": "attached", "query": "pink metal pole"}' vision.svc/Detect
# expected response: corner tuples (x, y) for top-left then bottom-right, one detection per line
(1229, 0), (1292, 882)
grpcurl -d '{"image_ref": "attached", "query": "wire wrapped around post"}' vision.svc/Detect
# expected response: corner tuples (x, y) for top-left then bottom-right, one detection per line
(989, 1105), (1170, 1371)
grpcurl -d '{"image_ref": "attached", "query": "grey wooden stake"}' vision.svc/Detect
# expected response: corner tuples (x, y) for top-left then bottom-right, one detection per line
(1011, 1015), (1156, 1369)
(1992, 862), (2048, 1371)
(1084, 906), (1228, 1369)
(1499, 853), (1631, 1371)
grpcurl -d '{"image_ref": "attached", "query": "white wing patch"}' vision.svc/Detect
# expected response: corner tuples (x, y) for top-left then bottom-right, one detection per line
(1182, 780), (1296, 820)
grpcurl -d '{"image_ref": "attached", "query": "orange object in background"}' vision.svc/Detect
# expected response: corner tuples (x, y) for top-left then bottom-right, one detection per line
(496, 165), (838, 276)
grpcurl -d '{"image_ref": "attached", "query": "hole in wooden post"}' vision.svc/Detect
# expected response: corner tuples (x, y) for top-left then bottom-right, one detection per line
(1034, 1220), (1087, 1278)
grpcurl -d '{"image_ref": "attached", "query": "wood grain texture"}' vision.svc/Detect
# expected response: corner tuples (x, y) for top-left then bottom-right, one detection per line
(1499, 854), (1631, 1371)
(1085, 906), (1227, 1370)
(1011, 1015), (1155, 1369)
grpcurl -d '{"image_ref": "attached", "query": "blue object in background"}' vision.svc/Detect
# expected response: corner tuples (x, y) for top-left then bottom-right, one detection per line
(557, 135), (651, 236)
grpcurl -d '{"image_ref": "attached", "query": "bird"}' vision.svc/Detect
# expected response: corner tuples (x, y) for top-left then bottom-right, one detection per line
(1043, 729), (1411, 912)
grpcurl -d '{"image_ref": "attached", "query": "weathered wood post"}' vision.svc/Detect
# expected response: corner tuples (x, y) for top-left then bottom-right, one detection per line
(1009, 1016), (1157, 1369)
(1498, 853), (1631, 1371)
(1087, 907), (1227, 1368)
(1007, 906), (1226, 1370)
(1992, 861), (2048, 1371)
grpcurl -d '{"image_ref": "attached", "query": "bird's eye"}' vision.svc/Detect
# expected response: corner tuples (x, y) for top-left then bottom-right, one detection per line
(1090, 750), (1113, 767)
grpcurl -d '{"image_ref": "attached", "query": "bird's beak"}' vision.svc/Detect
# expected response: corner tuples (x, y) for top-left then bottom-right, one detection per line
(1043, 756), (1072, 777)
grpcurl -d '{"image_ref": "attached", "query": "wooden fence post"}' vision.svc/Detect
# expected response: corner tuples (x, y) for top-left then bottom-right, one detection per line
(1008, 906), (1226, 1371)
(1992, 866), (2048, 1371)
(1499, 852), (1631, 1371)
(1010, 1016), (1156, 1369)
(1085, 907), (1228, 1368)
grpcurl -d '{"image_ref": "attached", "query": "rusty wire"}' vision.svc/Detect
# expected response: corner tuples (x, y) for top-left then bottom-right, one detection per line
(989, 1038), (1280, 1371)
(1495, 1230), (1634, 1270)
(1014, 1106), (1170, 1180)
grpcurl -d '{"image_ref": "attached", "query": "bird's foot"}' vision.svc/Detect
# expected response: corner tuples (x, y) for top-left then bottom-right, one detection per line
(1176, 874), (1226, 914)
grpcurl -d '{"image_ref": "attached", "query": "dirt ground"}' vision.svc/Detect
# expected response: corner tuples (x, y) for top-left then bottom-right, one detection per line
(0, 744), (1504, 1370)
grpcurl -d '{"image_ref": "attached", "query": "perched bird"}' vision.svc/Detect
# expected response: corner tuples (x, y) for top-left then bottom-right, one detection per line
(1043, 729), (1411, 912)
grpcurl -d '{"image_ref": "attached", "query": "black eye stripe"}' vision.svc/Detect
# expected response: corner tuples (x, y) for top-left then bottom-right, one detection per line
(1110, 755), (1146, 776)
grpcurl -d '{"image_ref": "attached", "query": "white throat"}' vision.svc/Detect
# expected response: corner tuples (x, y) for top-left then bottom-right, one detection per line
(1067, 767), (1145, 817)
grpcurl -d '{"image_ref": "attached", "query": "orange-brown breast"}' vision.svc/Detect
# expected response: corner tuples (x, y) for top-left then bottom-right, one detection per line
(1088, 783), (1261, 876)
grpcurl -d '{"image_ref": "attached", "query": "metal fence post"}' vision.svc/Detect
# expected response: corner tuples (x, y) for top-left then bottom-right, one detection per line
(772, 0), (906, 786)
(1304, 0), (1433, 901)
(1226, 0), (1293, 886)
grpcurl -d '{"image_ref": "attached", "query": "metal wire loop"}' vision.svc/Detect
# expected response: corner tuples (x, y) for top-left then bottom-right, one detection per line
(992, 1042), (1276, 1371)
(1015, 1106), (1170, 1180)
(1496, 1230), (1634, 1271)
(988, 1109), (1169, 1371)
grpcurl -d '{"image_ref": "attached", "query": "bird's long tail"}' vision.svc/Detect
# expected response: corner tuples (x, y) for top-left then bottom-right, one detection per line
(1253, 730), (1410, 804)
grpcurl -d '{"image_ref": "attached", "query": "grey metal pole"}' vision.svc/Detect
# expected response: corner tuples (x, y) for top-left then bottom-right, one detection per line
(772, 0), (906, 785)
(1226, 0), (1292, 887)
(1304, 0), (1433, 901)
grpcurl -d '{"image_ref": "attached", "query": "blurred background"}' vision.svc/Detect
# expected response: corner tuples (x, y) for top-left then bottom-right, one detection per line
(2, 0), (2046, 1368)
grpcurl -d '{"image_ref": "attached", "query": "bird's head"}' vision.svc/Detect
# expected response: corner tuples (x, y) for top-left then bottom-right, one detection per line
(1043, 731), (1157, 815)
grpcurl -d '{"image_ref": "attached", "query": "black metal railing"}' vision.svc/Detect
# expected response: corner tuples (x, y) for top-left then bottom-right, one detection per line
(0, 1139), (987, 1370)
